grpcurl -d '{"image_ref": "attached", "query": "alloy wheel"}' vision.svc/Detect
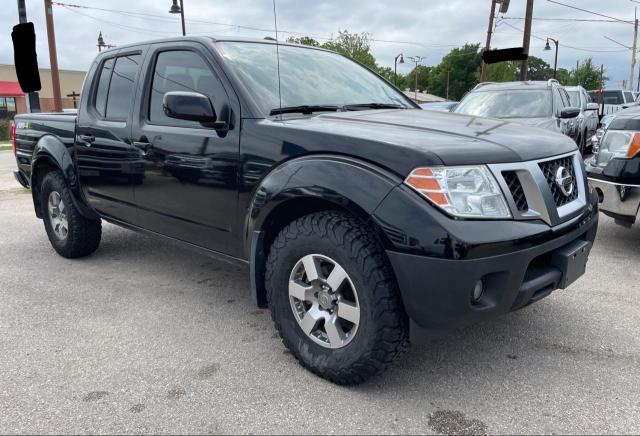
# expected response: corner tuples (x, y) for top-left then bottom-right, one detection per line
(47, 191), (68, 240)
(288, 254), (360, 349)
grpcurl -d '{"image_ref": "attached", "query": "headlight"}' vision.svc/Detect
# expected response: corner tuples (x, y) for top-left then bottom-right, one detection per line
(600, 130), (640, 158)
(404, 166), (511, 219)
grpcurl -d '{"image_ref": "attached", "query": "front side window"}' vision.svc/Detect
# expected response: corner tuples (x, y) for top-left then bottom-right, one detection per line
(217, 41), (412, 115)
(105, 54), (141, 120)
(455, 90), (552, 118)
(567, 90), (581, 108)
(149, 50), (224, 124)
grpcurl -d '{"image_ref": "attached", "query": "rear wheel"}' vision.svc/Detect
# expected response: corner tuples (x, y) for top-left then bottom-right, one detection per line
(41, 171), (102, 258)
(266, 211), (409, 385)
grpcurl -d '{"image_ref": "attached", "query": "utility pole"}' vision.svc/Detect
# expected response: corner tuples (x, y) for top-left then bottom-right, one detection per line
(16, 0), (40, 113)
(44, 0), (62, 112)
(408, 56), (425, 101)
(480, 0), (497, 82)
(630, 8), (638, 91)
(446, 70), (451, 100)
(520, 0), (534, 81)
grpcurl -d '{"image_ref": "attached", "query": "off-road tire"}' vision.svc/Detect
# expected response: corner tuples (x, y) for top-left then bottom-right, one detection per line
(41, 171), (102, 258)
(266, 211), (409, 385)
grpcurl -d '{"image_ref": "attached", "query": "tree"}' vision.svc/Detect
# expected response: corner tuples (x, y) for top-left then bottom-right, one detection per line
(321, 30), (377, 69)
(427, 44), (482, 100)
(525, 56), (553, 81)
(574, 58), (608, 90)
(485, 61), (519, 82)
(405, 65), (432, 92)
(286, 36), (320, 47)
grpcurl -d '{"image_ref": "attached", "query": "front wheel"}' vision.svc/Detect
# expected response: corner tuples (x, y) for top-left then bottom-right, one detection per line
(266, 211), (409, 385)
(41, 171), (102, 258)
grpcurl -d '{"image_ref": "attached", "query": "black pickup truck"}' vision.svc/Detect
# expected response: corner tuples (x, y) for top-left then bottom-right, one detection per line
(12, 37), (598, 385)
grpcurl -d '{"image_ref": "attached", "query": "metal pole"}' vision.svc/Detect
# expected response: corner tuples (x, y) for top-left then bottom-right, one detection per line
(44, 0), (62, 112)
(481, 0), (497, 82)
(629, 12), (638, 91)
(415, 61), (418, 101)
(520, 0), (534, 81)
(16, 0), (40, 113)
(553, 40), (558, 79)
(446, 70), (450, 100)
(180, 0), (186, 36)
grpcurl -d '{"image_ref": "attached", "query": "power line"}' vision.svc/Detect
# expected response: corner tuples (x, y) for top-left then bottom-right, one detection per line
(498, 20), (629, 53)
(501, 17), (628, 23)
(545, 0), (634, 24)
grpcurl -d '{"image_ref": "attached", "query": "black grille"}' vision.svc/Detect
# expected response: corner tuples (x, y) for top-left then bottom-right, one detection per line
(539, 156), (578, 207)
(503, 171), (529, 212)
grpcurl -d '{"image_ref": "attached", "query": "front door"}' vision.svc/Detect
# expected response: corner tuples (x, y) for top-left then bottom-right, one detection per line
(130, 45), (241, 256)
(76, 50), (144, 224)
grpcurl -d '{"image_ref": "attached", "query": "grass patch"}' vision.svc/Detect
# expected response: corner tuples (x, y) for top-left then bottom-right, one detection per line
(0, 146), (12, 152)
(1, 187), (30, 196)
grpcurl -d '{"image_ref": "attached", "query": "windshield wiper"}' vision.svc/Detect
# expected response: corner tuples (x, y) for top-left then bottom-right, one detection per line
(342, 103), (405, 111)
(269, 105), (342, 116)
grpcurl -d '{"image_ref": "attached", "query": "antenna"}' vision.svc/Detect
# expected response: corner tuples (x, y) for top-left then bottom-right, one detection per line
(273, 0), (283, 119)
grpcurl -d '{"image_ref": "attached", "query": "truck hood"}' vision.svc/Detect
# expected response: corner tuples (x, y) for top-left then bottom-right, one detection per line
(279, 109), (577, 172)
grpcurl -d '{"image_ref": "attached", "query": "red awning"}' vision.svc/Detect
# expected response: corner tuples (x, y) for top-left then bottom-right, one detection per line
(0, 81), (25, 97)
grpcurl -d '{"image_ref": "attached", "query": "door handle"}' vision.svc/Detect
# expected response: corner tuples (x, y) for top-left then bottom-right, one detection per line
(78, 134), (95, 144)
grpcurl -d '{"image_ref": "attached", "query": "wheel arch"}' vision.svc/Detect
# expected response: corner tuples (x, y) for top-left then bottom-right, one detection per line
(30, 135), (97, 220)
(245, 155), (401, 307)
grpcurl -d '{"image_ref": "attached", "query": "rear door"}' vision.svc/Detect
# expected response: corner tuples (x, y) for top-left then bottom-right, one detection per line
(129, 42), (241, 256)
(76, 49), (145, 223)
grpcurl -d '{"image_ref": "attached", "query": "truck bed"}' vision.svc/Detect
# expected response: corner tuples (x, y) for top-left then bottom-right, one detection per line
(14, 112), (77, 187)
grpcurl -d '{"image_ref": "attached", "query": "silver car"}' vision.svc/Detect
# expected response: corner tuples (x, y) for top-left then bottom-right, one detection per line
(566, 86), (600, 154)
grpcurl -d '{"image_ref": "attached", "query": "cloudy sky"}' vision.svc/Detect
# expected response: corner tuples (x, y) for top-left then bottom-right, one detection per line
(1, 0), (639, 87)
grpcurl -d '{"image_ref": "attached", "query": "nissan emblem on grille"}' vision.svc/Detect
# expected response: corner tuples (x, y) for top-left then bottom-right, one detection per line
(555, 166), (574, 198)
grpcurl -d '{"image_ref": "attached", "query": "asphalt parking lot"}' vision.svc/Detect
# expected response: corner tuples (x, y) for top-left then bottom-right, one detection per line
(1, 150), (639, 435)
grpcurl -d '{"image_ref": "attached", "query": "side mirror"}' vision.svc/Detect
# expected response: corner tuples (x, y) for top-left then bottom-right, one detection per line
(163, 91), (219, 124)
(560, 107), (581, 119)
(591, 134), (600, 153)
(585, 103), (599, 111)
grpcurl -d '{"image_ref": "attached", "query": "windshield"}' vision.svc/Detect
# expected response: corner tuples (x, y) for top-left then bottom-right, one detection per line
(455, 90), (552, 118)
(217, 41), (412, 115)
(567, 90), (581, 107)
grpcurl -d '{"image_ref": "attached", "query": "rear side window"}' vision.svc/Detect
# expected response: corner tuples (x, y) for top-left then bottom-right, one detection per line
(603, 91), (624, 105)
(149, 50), (225, 125)
(105, 55), (142, 120)
(94, 58), (114, 117)
(625, 92), (634, 103)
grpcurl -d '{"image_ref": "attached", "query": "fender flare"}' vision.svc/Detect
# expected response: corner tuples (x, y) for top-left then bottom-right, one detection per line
(30, 135), (98, 219)
(244, 154), (402, 307)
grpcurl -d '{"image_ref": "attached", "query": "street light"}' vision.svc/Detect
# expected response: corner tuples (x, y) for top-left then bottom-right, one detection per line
(394, 53), (404, 86)
(169, 0), (186, 36)
(544, 38), (559, 79)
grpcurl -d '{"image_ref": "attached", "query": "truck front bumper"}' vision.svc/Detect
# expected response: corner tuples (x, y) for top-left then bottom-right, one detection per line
(386, 208), (598, 331)
(588, 177), (640, 225)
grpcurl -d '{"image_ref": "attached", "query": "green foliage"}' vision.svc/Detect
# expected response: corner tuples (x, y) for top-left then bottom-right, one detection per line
(427, 44), (482, 100)
(573, 58), (608, 90)
(286, 36), (321, 47)
(285, 32), (611, 99)
(0, 119), (9, 141)
(321, 30), (377, 69)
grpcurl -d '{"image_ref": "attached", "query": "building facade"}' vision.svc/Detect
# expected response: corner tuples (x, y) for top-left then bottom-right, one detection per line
(0, 64), (86, 114)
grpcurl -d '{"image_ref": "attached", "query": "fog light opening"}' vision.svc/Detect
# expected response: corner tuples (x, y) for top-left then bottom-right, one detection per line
(472, 280), (484, 303)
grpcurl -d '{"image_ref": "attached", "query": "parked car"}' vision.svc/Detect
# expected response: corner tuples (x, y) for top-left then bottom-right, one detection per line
(587, 89), (636, 115)
(419, 101), (458, 112)
(12, 37), (598, 385)
(587, 109), (640, 227)
(454, 80), (581, 148)
(565, 85), (600, 153)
